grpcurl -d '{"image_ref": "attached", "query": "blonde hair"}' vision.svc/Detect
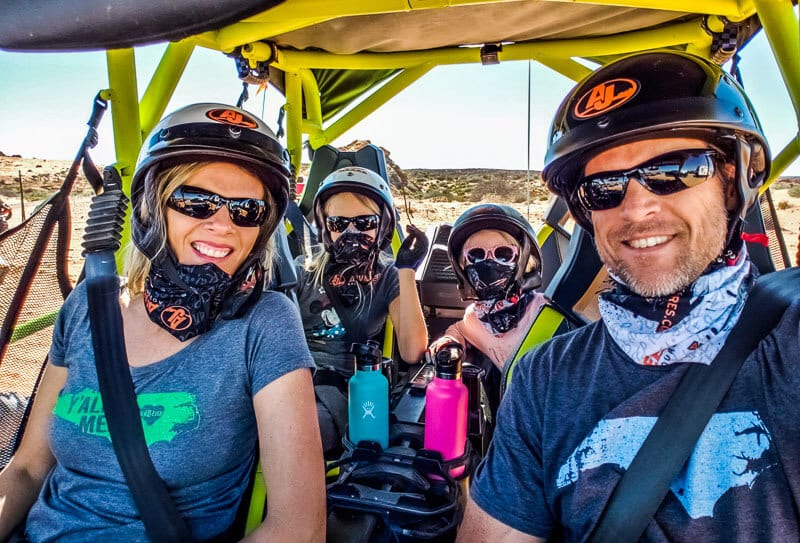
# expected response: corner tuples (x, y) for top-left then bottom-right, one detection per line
(125, 161), (278, 295)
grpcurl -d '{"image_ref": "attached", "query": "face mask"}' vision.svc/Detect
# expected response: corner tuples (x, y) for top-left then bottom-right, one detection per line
(331, 232), (374, 264)
(143, 260), (235, 342)
(328, 232), (382, 285)
(465, 260), (517, 301)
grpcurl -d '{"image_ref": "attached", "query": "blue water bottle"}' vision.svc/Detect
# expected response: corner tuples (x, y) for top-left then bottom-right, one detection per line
(348, 340), (389, 449)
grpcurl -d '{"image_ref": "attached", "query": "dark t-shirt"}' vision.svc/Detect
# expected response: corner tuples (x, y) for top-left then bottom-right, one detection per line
(470, 299), (800, 542)
(295, 260), (399, 374)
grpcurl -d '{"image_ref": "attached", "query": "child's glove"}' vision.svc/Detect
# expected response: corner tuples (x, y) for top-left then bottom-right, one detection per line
(395, 224), (429, 270)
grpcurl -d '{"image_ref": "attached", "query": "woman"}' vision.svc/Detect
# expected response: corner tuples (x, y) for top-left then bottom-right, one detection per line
(0, 103), (325, 542)
(428, 204), (546, 409)
(298, 166), (428, 371)
(295, 166), (428, 454)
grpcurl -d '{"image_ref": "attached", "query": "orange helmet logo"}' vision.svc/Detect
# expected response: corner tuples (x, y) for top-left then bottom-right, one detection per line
(573, 78), (639, 119)
(206, 108), (258, 129)
(160, 306), (193, 331)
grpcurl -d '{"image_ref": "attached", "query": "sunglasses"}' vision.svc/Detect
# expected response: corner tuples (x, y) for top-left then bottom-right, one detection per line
(573, 149), (720, 212)
(326, 214), (380, 233)
(167, 186), (268, 228)
(464, 244), (519, 264)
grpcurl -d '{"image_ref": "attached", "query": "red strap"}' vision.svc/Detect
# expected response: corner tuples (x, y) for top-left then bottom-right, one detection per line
(741, 232), (769, 247)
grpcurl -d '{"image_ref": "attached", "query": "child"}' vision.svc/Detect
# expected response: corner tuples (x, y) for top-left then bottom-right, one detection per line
(428, 203), (547, 411)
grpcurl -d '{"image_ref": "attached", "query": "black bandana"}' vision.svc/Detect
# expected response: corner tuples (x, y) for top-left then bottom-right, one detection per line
(326, 232), (383, 300)
(143, 256), (264, 342)
(331, 232), (377, 269)
(324, 259), (383, 308)
(475, 290), (536, 334)
(465, 260), (517, 301)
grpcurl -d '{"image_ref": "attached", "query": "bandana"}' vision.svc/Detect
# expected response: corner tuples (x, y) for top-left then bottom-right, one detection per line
(326, 232), (382, 307)
(324, 260), (383, 308)
(465, 260), (517, 301)
(331, 232), (377, 271)
(473, 290), (537, 334)
(598, 248), (755, 366)
(143, 256), (264, 342)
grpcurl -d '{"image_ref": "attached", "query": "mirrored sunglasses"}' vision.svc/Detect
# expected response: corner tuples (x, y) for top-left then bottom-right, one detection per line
(167, 185), (268, 228)
(326, 214), (380, 233)
(464, 244), (518, 264)
(573, 149), (720, 212)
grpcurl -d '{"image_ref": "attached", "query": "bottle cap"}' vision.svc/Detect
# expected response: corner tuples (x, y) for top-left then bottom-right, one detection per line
(351, 340), (383, 371)
(434, 346), (463, 379)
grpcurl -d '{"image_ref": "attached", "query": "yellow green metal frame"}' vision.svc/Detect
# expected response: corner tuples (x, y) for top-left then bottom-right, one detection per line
(10, 0), (798, 351)
(22, 0), (793, 530)
(244, 463), (267, 534)
(101, 0), (798, 207)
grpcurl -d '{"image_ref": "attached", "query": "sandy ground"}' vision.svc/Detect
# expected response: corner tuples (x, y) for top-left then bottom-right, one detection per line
(0, 159), (799, 402)
(1, 182), (799, 283)
(395, 190), (800, 267)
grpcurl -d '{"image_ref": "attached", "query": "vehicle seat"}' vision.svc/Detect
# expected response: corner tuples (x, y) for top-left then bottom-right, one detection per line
(267, 220), (300, 305)
(744, 190), (790, 274)
(299, 144), (390, 219)
(286, 142), (399, 261)
(415, 223), (469, 342)
(536, 197), (573, 292)
(501, 210), (607, 395)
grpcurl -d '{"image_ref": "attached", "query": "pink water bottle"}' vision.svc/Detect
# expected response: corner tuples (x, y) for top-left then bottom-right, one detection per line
(424, 344), (468, 477)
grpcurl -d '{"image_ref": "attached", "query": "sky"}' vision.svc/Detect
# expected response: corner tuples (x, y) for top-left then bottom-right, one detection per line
(0, 29), (798, 176)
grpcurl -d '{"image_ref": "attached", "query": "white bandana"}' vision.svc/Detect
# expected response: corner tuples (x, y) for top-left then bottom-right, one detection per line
(598, 249), (754, 366)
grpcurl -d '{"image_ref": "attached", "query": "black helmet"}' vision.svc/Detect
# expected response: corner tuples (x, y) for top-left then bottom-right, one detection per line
(542, 50), (770, 240)
(313, 166), (396, 251)
(131, 102), (292, 261)
(448, 203), (542, 300)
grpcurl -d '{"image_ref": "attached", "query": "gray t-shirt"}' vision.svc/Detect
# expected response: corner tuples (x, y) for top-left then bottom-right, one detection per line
(26, 281), (314, 542)
(295, 259), (399, 374)
(470, 299), (800, 542)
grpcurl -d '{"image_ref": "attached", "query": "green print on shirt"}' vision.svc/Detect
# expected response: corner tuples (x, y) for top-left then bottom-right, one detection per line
(53, 387), (200, 445)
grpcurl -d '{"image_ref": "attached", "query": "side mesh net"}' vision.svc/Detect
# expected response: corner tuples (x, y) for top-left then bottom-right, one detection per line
(760, 190), (790, 271)
(0, 190), (73, 469)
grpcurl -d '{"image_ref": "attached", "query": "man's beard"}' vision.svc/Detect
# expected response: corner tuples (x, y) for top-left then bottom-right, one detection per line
(598, 206), (728, 298)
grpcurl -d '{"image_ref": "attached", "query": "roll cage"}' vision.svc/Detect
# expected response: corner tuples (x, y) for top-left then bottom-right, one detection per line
(3, 1), (797, 239)
(1, 0), (799, 539)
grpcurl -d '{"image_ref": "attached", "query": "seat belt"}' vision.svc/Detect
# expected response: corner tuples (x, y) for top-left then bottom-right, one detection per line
(589, 266), (800, 543)
(81, 133), (194, 541)
(86, 261), (193, 543)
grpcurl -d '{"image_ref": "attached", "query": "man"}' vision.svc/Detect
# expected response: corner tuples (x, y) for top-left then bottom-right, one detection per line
(458, 51), (799, 541)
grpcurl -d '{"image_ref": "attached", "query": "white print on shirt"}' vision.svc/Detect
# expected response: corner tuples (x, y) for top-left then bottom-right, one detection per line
(557, 411), (774, 518)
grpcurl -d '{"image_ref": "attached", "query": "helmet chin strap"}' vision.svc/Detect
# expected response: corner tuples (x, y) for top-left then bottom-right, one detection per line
(720, 134), (759, 262)
(721, 220), (745, 263)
